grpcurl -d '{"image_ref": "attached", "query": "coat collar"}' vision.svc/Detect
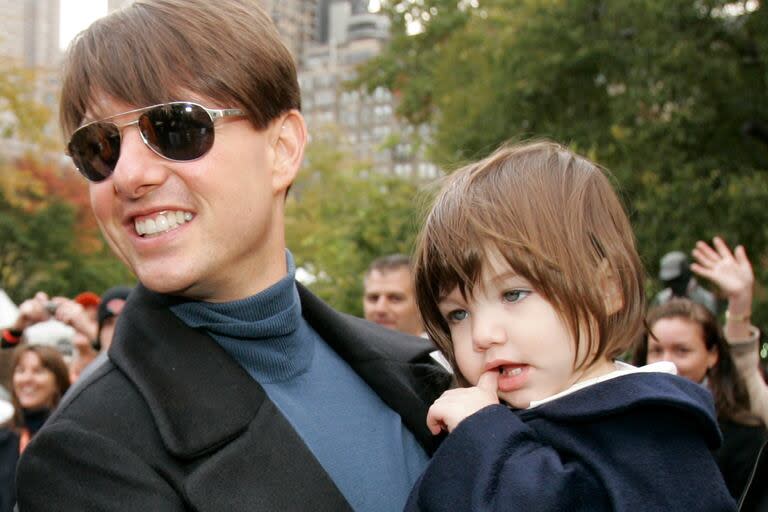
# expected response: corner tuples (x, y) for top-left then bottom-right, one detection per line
(109, 283), (449, 459)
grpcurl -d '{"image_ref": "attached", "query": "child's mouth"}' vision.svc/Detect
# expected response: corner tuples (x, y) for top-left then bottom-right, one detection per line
(497, 364), (529, 392)
(499, 366), (524, 377)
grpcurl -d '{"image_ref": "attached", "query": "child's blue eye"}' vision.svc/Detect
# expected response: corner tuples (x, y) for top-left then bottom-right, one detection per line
(446, 309), (468, 323)
(502, 290), (530, 303)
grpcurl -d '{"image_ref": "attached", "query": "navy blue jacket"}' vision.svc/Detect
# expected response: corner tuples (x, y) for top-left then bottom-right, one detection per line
(406, 372), (737, 511)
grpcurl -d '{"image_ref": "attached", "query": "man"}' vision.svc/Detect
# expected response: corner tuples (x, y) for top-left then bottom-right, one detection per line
(363, 254), (424, 336)
(363, 255), (451, 371)
(15, 2), (450, 510)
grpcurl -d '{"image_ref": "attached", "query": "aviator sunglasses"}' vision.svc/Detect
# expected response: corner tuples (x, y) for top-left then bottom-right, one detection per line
(67, 101), (245, 182)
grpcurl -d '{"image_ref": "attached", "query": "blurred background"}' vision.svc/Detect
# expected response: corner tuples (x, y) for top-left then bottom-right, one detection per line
(0, 0), (766, 366)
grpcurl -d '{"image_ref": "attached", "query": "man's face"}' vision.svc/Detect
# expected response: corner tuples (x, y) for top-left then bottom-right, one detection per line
(363, 267), (423, 336)
(86, 94), (302, 302)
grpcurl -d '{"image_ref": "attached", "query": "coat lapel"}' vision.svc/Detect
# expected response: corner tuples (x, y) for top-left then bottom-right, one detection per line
(108, 283), (449, 509)
(110, 285), (352, 509)
(298, 284), (451, 454)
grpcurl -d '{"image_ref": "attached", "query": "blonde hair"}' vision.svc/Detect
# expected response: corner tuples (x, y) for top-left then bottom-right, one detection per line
(60, 0), (299, 139)
(414, 141), (645, 385)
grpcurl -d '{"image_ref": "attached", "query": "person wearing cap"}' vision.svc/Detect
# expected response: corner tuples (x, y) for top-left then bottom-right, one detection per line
(15, 2), (450, 510)
(653, 250), (719, 314)
(95, 286), (131, 352)
(73, 292), (100, 323)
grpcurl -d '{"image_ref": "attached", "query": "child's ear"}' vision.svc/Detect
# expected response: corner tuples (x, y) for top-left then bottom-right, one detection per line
(598, 259), (623, 315)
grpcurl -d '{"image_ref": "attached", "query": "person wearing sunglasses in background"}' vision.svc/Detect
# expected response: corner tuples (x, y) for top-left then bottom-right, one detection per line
(15, 1), (451, 510)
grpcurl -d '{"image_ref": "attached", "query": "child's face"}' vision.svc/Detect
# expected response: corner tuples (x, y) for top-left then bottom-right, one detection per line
(437, 253), (592, 408)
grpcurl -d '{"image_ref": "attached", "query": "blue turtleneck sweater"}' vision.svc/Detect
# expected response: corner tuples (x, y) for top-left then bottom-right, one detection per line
(171, 252), (429, 511)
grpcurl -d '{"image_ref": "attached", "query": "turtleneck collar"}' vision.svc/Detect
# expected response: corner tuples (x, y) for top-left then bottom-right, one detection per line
(170, 251), (310, 382)
(171, 251), (300, 338)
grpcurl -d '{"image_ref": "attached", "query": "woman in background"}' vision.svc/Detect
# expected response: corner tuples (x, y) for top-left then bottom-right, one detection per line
(635, 298), (766, 499)
(0, 344), (70, 512)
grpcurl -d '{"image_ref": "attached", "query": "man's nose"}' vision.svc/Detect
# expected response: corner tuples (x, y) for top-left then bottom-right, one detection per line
(373, 296), (390, 311)
(110, 125), (171, 199)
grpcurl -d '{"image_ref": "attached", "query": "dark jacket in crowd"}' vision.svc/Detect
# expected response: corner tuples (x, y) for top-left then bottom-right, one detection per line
(406, 372), (737, 511)
(15, 284), (451, 511)
(717, 420), (767, 500)
(0, 428), (18, 512)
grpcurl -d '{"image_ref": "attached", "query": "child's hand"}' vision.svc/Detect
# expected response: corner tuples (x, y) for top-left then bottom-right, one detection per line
(427, 371), (500, 434)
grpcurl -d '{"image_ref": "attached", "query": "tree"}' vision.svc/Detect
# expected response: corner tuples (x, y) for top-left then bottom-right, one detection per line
(0, 58), (52, 146)
(0, 58), (134, 302)
(286, 131), (426, 315)
(0, 182), (134, 304)
(357, 0), (768, 337)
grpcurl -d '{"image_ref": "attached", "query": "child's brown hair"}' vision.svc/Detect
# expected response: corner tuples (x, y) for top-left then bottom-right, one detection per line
(414, 141), (645, 385)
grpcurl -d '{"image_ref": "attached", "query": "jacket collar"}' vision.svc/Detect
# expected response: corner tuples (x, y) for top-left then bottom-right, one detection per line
(109, 283), (449, 459)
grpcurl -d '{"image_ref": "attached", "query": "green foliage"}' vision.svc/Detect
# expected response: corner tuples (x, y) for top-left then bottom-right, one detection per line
(0, 188), (135, 304)
(0, 59), (52, 146)
(357, 0), (768, 337)
(286, 134), (426, 316)
(0, 57), (134, 305)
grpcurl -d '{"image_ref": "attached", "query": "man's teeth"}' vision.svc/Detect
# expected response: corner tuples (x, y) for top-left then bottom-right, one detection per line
(135, 211), (193, 236)
(499, 366), (523, 376)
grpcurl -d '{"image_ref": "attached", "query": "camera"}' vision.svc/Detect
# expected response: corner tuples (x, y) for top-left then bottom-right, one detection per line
(45, 301), (58, 315)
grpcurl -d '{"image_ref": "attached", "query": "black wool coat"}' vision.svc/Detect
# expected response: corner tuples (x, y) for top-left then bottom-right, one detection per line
(16, 284), (451, 511)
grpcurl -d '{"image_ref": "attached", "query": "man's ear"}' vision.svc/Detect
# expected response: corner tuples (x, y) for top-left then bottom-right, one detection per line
(270, 110), (307, 196)
(598, 259), (624, 315)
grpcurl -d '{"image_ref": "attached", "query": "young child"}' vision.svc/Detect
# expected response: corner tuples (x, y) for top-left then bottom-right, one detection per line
(406, 141), (736, 511)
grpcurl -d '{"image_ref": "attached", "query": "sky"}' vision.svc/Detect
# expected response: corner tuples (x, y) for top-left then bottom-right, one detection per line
(59, 0), (108, 50)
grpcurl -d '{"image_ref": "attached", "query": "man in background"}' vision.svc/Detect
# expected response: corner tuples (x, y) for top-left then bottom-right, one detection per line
(363, 254), (424, 337)
(363, 255), (451, 370)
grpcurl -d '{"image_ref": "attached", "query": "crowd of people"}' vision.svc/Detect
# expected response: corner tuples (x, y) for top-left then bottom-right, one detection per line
(0, 0), (765, 510)
(0, 285), (131, 510)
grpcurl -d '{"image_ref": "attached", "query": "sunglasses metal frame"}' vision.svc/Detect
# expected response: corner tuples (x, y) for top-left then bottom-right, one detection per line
(68, 101), (245, 181)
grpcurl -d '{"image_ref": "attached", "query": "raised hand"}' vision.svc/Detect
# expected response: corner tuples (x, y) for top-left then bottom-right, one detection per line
(691, 236), (753, 305)
(426, 371), (500, 435)
(52, 297), (98, 342)
(13, 292), (53, 331)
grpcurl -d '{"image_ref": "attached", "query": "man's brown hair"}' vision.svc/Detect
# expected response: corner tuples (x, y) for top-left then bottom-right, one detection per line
(413, 141), (645, 385)
(60, 0), (300, 139)
(365, 254), (412, 278)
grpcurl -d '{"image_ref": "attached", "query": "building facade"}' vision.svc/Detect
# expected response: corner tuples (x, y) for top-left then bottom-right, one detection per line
(0, 0), (61, 156)
(0, 0), (438, 179)
(299, 0), (438, 179)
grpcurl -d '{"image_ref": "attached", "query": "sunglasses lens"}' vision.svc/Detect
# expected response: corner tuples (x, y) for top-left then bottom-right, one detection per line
(140, 103), (215, 161)
(69, 123), (121, 182)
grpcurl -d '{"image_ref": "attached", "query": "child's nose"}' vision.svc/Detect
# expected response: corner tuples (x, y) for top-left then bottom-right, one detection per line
(472, 319), (507, 350)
